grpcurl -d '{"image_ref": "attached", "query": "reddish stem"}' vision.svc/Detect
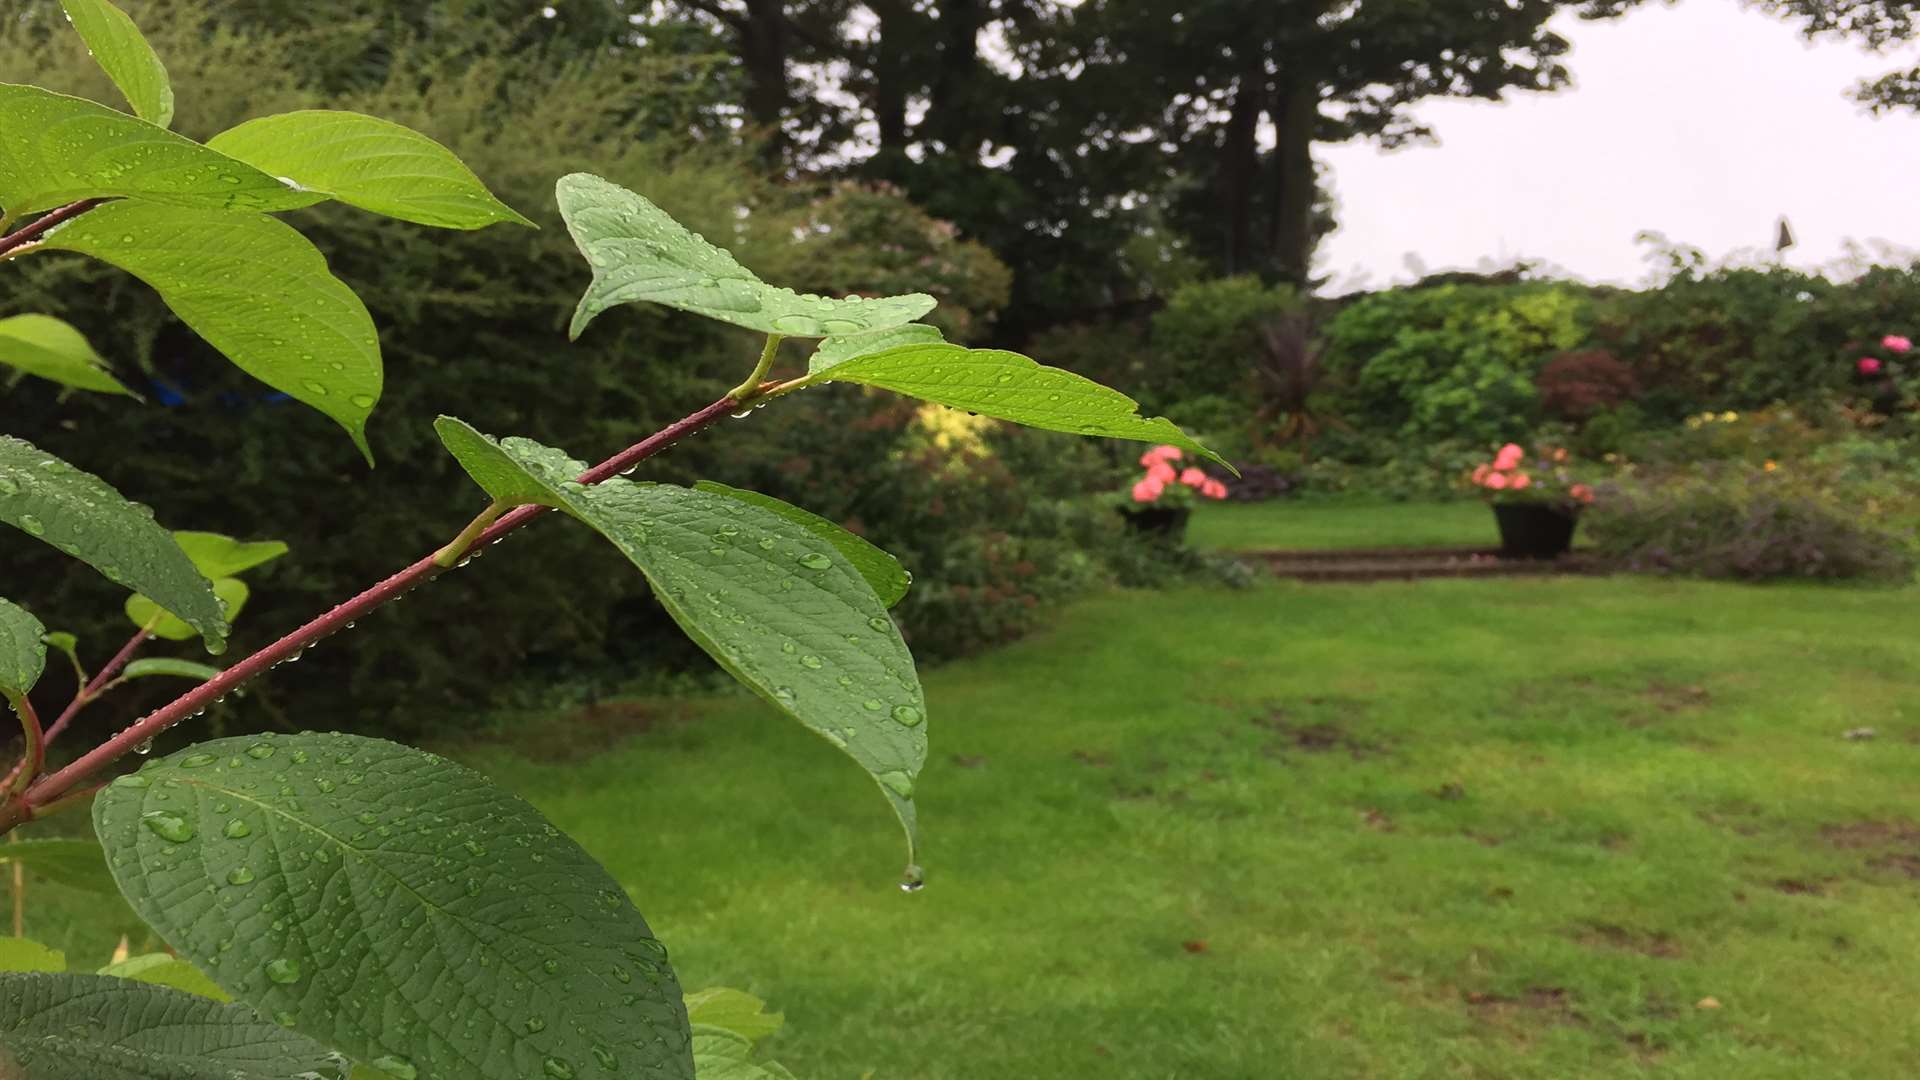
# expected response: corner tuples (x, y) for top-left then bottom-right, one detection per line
(1, 695), (44, 798)
(6, 393), (739, 830)
(0, 199), (105, 259)
(42, 628), (151, 749)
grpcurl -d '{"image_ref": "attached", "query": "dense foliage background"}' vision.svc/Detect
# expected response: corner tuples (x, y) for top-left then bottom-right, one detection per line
(6, 0), (1919, 747)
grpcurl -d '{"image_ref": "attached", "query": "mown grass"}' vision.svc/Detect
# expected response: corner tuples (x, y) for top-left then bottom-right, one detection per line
(475, 575), (1920, 1079)
(1189, 497), (1494, 552)
(14, 549), (1920, 1078)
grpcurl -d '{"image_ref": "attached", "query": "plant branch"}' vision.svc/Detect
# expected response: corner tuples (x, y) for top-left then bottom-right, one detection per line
(727, 335), (786, 403)
(1, 695), (44, 797)
(3, 392), (742, 831)
(0, 199), (105, 261)
(42, 627), (152, 750)
(433, 499), (508, 568)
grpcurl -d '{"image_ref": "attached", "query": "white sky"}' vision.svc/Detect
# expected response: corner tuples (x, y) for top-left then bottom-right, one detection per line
(1316, 0), (1920, 293)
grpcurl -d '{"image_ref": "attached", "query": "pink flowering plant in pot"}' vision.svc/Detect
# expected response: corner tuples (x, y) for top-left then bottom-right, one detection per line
(1114, 446), (1228, 539)
(1469, 442), (1595, 558)
(1469, 442), (1596, 509)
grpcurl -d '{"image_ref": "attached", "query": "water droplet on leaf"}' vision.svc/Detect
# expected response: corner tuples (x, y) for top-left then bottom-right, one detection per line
(141, 811), (194, 842)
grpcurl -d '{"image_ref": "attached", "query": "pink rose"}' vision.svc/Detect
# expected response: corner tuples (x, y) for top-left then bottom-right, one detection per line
(1511, 473), (1532, 491)
(1493, 443), (1525, 471)
(1471, 465), (1492, 486)
(1859, 357), (1884, 376)
(1571, 484), (1595, 504)
(1139, 445), (1183, 466)
(1884, 335), (1912, 354)
(1200, 479), (1228, 500)
(1484, 473), (1510, 491)
(1131, 479), (1164, 503)
(1147, 461), (1177, 484)
(1179, 467), (1208, 487)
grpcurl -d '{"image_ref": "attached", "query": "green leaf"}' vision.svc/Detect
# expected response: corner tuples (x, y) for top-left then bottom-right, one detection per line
(808, 323), (944, 375)
(0, 85), (316, 219)
(93, 732), (694, 1080)
(694, 482), (909, 608)
(133, 579), (244, 641)
(691, 1027), (796, 1080)
(0, 838), (118, 894)
(128, 578), (246, 642)
(97, 954), (228, 1001)
(58, 0), (174, 127)
(435, 419), (928, 872)
(40, 630), (79, 668)
(0, 972), (346, 1080)
(34, 201), (382, 461)
(170, 532), (288, 578)
(556, 173), (936, 341)
(0, 598), (47, 698)
(683, 988), (784, 1045)
(0, 939), (65, 973)
(0, 314), (134, 396)
(0, 438), (226, 653)
(206, 111), (534, 230)
(117, 658), (223, 683)
(807, 344), (1233, 471)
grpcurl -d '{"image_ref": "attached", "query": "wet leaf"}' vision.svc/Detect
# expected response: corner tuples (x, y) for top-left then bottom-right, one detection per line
(556, 173), (934, 340)
(208, 111), (532, 230)
(94, 733), (694, 1080)
(0, 438), (225, 652)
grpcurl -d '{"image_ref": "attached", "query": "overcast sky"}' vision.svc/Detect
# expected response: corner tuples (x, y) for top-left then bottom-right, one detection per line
(1315, 0), (1920, 293)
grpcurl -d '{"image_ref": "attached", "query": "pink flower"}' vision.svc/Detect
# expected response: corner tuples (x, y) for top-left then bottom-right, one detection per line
(1571, 484), (1595, 504)
(1493, 443), (1525, 471)
(1511, 473), (1532, 490)
(1200, 479), (1228, 500)
(1131, 478), (1165, 503)
(1484, 473), (1510, 491)
(1146, 461), (1177, 484)
(1884, 335), (1912, 354)
(1178, 467), (1208, 487)
(1471, 465), (1492, 486)
(1859, 357), (1884, 376)
(1139, 446), (1183, 467)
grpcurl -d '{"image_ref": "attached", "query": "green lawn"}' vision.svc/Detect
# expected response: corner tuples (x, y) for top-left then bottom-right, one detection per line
(1189, 498), (1495, 552)
(14, 574), (1920, 1078)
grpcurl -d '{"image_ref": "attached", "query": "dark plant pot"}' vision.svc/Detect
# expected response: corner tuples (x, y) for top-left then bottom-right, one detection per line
(1119, 505), (1191, 541)
(1492, 502), (1579, 560)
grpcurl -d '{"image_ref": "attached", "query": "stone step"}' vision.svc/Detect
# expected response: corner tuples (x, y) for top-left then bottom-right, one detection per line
(1243, 546), (1600, 583)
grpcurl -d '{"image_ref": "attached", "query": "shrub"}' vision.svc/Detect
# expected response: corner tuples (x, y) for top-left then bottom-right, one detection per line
(1590, 246), (1920, 420)
(1626, 405), (1845, 467)
(0, 9), (1024, 737)
(1320, 282), (1592, 449)
(1538, 349), (1639, 421)
(1146, 275), (1302, 408)
(1587, 464), (1917, 581)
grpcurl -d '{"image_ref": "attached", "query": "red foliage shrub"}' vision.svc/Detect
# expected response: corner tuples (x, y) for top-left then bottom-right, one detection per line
(1538, 350), (1639, 420)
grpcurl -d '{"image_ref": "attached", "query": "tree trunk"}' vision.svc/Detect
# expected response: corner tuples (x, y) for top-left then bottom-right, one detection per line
(870, 0), (911, 155)
(1219, 58), (1266, 276)
(1269, 76), (1320, 286)
(739, 0), (791, 148)
(924, 0), (986, 153)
